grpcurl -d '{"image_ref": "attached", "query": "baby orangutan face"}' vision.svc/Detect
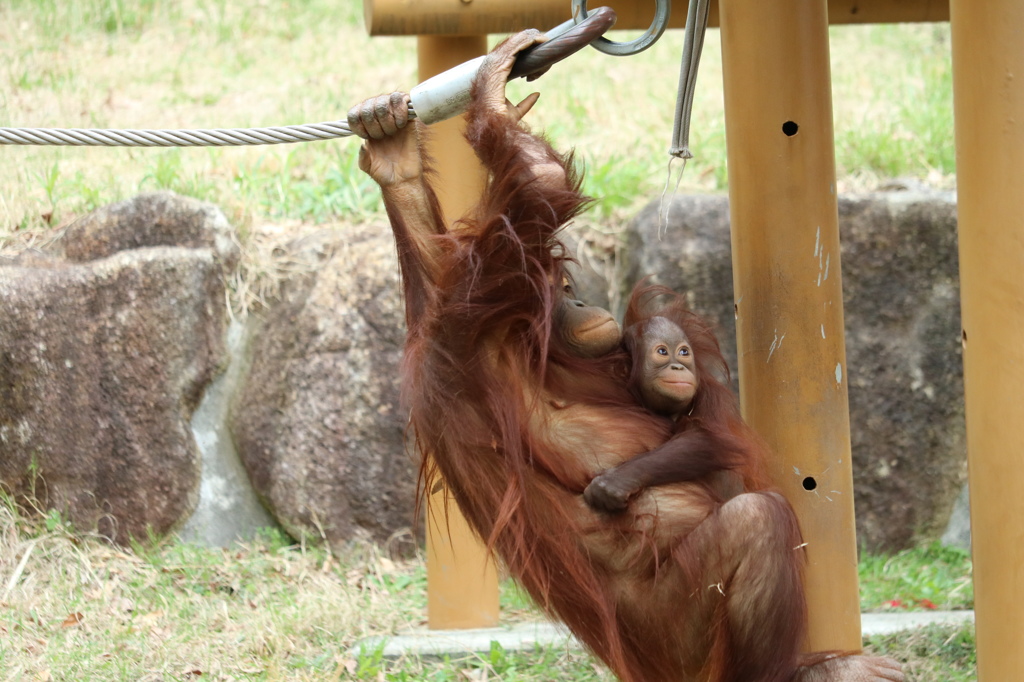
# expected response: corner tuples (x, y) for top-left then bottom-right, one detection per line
(556, 278), (621, 359)
(637, 316), (699, 417)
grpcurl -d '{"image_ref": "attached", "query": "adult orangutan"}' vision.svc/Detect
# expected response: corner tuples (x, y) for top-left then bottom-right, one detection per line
(348, 30), (903, 682)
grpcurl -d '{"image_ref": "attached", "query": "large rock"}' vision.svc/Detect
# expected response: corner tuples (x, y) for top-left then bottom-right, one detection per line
(57, 190), (240, 268)
(617, 189), (965, 552)
(840, 191), (965, 550)
(230, 226), (417, 550)
(0, 193), (230, 544)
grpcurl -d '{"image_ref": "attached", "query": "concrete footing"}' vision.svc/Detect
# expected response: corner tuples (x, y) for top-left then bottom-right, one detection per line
(354, 611), (976, 659)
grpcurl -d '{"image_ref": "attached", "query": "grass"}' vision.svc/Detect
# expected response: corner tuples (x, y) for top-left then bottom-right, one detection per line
(0, 494), (975, 681)
(865, 624), (977, 682)
(0, 0), (398, 238)
(1, 0), (954, 245)
(831, 23), (955, 184)
(0, 500), (611, 681)
(860, 542), (974, 612)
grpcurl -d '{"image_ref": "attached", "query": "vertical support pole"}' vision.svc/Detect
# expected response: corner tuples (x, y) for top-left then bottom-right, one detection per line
(950, 2), (1024, 677)
(718, 0), (861, 651)
(417, 35), (501, 630)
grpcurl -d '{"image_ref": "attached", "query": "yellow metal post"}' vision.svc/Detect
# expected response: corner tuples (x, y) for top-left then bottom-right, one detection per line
(718, 0), (861, 651)
(418, 35), (501, 630)
(950, 2), (1024, 677)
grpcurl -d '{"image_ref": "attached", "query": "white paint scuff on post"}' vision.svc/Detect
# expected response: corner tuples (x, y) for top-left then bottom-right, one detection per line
(835, 362), (843, 385)
(813, 226), (823, 286)
(817, 250), (830, 287)
(767, 330), (785, 363)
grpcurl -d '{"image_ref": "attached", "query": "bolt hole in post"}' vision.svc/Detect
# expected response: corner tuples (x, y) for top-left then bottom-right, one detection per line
(783, 121), (800, 137)
(802, 477), (818, 491)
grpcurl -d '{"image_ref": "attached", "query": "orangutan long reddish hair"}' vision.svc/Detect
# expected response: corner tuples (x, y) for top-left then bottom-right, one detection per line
(348, 31), (904, 682)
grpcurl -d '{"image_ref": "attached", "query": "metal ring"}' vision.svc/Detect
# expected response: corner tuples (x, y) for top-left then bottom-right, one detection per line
(571, 0), (671, 56)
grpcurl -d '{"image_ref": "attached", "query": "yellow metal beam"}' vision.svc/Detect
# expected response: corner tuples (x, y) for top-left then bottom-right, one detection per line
(950, 1), (1024, 677)
(719, 0), (861, 652)
(418, 34), (502, 630)
(367, 0), (949, 36)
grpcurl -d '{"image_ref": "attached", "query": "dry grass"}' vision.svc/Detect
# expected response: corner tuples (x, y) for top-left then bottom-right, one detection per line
(0, 498), (615, 681)
(0, 499), (422, 680)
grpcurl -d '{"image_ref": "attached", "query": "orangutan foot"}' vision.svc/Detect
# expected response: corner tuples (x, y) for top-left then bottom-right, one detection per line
(793, 654), (904, 682)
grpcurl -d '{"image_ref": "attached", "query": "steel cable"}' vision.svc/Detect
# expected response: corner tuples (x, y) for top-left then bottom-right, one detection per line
(0, 120), (363, 147)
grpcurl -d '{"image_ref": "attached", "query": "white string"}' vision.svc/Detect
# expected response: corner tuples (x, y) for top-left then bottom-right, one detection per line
(658, 155), (688, 238)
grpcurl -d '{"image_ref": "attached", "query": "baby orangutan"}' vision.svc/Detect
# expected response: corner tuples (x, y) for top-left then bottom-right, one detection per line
(585, 286), (751, 512)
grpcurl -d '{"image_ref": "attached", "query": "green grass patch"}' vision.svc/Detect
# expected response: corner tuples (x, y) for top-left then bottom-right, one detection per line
(231, 145), (384, 223)
(859, 542), (973, 612)
(831, 23), (955, 182)
(5, 0), (171, 39)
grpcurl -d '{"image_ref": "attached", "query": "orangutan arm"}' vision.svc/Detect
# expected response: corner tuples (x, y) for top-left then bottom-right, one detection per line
(349, 92), (446, 327)
(464, 32), (589, 239)
(584, 428), (746, 512)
